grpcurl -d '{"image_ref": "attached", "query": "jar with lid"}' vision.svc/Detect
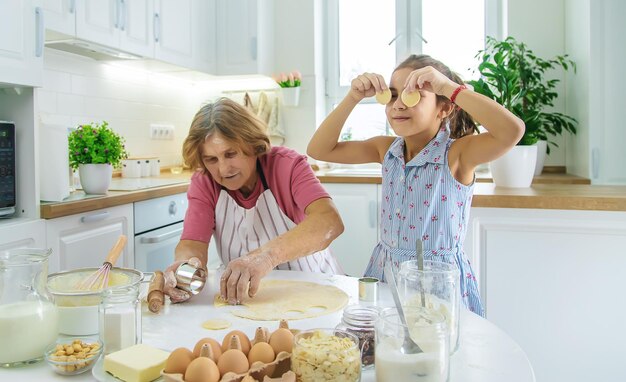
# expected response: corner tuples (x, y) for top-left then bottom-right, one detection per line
(336, 304), (379, 369)
(99, 283), (141, 354)
(0, 248), (59, 367)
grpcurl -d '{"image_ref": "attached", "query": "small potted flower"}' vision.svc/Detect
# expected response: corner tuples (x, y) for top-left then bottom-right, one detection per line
(68, 121), (128, 194)
(273, 70), (302, 107)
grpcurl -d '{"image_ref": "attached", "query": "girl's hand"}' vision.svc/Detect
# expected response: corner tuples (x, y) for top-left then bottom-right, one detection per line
(403, 66), (458, 96)
(348, 72), (388, 102)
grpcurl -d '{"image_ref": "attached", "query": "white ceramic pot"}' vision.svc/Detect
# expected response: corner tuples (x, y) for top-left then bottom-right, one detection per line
(281, 87), (301, 107)
(78, 163), (113, 194)
(489, 145), (537, 188)
(534, 140), (548, 176)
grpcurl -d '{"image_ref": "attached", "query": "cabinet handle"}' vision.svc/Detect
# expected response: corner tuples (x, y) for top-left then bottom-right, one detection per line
(119, 0), (126, 31)
(168, 201), (177, 215)
(114, 0), (120, 28)
(80, 211), (110, 223)
(35, 7), (44, 57)
(250, 36), (257, 60)
(592, 147), (600, 179)
(369, 201), (377, 229)
(153, 13), (160, 43)
(69, 0), (75, 14)
(140, 227), (183, 244)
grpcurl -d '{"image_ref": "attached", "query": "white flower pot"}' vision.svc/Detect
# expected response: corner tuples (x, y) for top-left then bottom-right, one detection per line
(534, 140), (548, 176)
(281, 87), (300, 107)
(78, 164), (113, 194)
(489, 145), (537, 188)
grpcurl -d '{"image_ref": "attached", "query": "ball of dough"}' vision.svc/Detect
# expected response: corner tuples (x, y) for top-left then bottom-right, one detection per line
(401, 89), (421, 107)
(375, 89), (392, 104)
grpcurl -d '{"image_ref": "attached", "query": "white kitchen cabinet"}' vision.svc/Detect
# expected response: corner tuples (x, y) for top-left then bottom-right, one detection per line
(0, 0), (44, 87)
(324, 183), (378, 277)
(41, 0), (75, 36)
(45, 203), (134, 273)
(464, 207), (626, 382)
(216, 0), (273, 75)
(0, 219), (46, 250)
(153, 0), (193, 68)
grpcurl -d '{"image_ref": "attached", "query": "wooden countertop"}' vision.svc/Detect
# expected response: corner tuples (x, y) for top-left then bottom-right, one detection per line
(40, 171), (626, 219)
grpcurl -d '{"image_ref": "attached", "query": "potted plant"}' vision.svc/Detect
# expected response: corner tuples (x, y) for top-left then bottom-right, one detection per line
(273, 70), (302, 107)
(468, 36), (577, 186)
(68, 121), (128, 194)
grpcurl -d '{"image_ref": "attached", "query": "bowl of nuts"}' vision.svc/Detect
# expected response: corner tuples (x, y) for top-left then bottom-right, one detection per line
(44, 338), (103, 375)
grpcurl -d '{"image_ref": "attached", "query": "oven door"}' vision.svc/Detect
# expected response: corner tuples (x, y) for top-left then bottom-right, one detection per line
(134, 222), (183, 272)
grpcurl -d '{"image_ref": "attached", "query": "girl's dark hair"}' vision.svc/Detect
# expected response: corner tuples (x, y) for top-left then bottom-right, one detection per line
(396, 54), (478, 139)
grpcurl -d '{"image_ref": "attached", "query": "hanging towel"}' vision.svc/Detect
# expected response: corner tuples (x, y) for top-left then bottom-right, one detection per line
(267, 97), (285, 145)
(256, 91), (271, 123)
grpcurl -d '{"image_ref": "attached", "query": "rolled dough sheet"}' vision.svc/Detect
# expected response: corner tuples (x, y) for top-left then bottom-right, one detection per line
(214, 279), (349, 320)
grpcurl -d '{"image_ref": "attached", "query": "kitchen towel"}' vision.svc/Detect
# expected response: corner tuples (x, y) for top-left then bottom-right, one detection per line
(39, 124), (70, 201)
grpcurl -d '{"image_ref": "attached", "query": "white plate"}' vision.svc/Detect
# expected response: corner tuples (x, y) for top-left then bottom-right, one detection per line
(92, 358), (163, 382)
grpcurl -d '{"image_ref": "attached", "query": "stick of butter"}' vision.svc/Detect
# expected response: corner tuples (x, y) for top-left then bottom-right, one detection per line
(104, 344), (170, 382)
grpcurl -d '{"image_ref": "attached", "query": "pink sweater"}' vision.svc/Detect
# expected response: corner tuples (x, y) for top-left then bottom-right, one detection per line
(181, 146), (330, 243)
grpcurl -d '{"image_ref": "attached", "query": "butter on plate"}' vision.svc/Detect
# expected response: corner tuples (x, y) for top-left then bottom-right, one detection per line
(104, 344), (169, 382)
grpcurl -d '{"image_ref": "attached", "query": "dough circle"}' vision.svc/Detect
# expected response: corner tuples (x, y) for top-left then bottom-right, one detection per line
(375, 89), (392, 104)
(214, 279), (349, 321)
(401, 89), (421, 107)
(201, 319), (232, 330)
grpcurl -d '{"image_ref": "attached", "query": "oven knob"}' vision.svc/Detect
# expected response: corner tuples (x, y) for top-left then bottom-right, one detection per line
(169, 201), (177, 215)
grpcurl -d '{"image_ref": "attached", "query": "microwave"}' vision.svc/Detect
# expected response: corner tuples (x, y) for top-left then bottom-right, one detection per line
(0, 122), (15, 217)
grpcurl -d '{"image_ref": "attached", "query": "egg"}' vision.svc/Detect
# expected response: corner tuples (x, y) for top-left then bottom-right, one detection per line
(193, 338), (222, 361)
(163, 347), (194, 374)
(217, 349), (249, 375)
(248, 342), (275, 365)
(269, 328), (294, 354)
(221, 330), (251, 355)
(184, 356), (220, 382)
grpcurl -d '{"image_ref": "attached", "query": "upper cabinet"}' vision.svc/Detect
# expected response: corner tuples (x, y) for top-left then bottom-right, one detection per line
(216, 0), (273, 76)
(0, 0), (44, 87)
(42, 0), (215, 73)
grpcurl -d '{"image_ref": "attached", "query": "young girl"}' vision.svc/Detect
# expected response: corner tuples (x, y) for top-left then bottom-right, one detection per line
(307, 55), (524, 315)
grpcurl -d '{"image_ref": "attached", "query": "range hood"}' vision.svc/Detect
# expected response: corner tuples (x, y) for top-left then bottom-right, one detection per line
(45, 38), (142, 61)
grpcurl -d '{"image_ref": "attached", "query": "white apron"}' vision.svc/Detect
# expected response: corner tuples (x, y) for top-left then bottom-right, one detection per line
(213, 164), (342, 274)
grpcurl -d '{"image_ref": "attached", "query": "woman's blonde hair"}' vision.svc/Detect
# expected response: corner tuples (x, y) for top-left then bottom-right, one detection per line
(182, 97), (270, 173)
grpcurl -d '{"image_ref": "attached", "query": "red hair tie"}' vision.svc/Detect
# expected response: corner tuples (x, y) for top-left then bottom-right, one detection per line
(450, 84), (467, 105)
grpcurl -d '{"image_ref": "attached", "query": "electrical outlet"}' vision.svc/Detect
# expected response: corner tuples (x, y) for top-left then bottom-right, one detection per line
(149, 124), (175, 140)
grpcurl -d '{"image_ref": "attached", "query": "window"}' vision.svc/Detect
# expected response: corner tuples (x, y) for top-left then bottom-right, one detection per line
(325, 0), (502, 138)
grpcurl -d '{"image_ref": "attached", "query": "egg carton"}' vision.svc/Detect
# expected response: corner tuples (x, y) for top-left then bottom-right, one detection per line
(161, 351), (294, 382)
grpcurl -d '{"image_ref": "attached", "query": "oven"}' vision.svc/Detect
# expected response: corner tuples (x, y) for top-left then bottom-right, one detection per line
(134, 192), (220, 272)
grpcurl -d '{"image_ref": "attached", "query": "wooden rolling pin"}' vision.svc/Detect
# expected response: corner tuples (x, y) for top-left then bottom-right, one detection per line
(148, 271), (165, 313)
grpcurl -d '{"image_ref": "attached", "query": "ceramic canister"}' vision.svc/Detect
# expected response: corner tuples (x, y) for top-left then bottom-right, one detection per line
(122, 159), (142, 178)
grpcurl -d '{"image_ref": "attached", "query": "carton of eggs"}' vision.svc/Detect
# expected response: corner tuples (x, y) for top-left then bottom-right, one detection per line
(161, 320), (296, 382)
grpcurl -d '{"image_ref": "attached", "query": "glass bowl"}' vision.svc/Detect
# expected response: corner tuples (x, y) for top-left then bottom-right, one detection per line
(44, 337), (103, 375)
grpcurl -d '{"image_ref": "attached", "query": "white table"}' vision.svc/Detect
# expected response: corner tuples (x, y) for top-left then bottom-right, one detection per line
(1, 270), (535, 382)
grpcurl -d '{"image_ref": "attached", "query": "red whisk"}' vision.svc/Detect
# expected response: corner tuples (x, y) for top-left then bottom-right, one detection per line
(76, 235), (127, 291)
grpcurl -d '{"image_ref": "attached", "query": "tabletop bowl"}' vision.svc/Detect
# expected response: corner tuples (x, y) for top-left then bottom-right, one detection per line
(44, 337), (103, 375)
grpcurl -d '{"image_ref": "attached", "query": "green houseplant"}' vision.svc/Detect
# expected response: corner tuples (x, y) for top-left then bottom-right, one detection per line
(468, 36), (577, 185)
(68, 121), (128, 194)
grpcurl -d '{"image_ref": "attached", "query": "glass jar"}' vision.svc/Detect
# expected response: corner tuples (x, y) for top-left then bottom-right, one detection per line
(375, 307), (449, 382)
(0, 248), (59, 367)
(336, 304), (379, 369)
(99, 284), (141, 354)
(291, 328), (361, 382)
(398, 260), (461, 353)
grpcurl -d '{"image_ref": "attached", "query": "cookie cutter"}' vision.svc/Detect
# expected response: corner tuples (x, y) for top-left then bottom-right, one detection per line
(174, 262), (207, 295)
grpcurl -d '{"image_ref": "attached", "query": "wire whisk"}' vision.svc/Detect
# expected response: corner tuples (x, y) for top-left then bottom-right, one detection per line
(76, 235), (127, 291)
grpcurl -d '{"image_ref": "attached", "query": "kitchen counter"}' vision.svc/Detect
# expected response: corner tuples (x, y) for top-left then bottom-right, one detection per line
(40, 170), (626, 219)
(2, 270), (535, 382)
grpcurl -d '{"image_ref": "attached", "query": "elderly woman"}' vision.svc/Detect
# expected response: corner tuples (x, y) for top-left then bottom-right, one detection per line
(164, 98), (344, 305)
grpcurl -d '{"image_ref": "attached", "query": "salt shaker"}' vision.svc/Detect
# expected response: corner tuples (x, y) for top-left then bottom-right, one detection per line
(99, 284), (142, 354)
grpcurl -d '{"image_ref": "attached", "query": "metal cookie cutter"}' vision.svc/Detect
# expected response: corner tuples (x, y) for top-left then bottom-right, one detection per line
(174, 262), (207, 295)
(358, 277), (379, 302)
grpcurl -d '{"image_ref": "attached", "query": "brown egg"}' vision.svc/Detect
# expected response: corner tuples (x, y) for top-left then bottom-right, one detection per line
(221, 330), (251, 355)
(185, 356), (220, 382)
(248, 342), (275, 365)
(269, 328), (294, 354)
(217, 349), (249, 375)
(164, 347), (194, 374)
(193, 338), (222, 361)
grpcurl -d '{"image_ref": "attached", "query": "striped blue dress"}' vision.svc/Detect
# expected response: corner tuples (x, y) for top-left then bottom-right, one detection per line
(364, 127), (485, 316)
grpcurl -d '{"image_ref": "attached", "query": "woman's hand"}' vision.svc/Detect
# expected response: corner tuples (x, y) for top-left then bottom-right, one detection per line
(348, 72), (388, 102)
(163, 256), (203, 303)
(403, 66), (458, 97)
(220, 251), (275, 305)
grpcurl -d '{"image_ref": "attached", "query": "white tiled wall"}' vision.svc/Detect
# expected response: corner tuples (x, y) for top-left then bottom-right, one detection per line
(37, 49), (209, 166)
